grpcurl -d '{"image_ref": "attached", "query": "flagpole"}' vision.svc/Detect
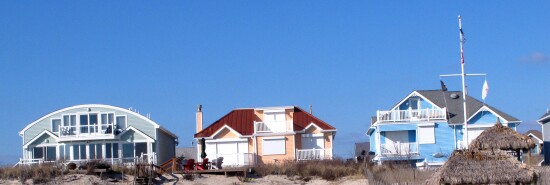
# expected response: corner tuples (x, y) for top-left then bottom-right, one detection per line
(459, 15), (469, 149)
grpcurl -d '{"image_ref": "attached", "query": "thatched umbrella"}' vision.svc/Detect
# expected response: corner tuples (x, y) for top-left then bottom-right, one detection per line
(426, 149), (537, 184)
(469, 119), (535, 161)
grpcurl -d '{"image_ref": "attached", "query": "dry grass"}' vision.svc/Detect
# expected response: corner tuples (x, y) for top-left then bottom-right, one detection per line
(253, 158), (365, 181)
(0, 163), (64, 183)
(366, 162), (435, 184)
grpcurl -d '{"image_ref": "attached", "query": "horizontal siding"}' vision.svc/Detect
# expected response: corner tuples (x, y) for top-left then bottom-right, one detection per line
(157, 130), (176, 163)
(120, 130), (148, 142)
(379, 123), (417, 131)
(469, 111), (503, 125)
(369, 130), (376, 153)
(418, 122), (454, 163)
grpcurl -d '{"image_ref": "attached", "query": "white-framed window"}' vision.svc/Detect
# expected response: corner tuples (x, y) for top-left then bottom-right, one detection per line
(116, 115), (127, 130)
(100, 113), (115, 134)
(418, 125), (435, 144)
(72, 144), (87, 160)
(89, 143), (103, 159)
(262, 137), (286, 155)
(62, 115), (77, 135)
(105, 143), (119, 159)
(51, 119), (61, 133)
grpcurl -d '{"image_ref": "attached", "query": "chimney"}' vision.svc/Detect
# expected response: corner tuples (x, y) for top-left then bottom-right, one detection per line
(309, 105), (313, 115)
(196, 105), (203, 133)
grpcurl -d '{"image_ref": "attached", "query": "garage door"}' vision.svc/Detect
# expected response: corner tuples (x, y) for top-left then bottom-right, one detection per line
(205, 141), (248, 166)
(467, 127), (486, 144)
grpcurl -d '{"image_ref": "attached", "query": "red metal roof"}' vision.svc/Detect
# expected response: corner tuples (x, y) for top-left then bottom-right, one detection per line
(194, 106), (335, 138)
(292, 106), (336, 131)
(194, 109), (256, 138)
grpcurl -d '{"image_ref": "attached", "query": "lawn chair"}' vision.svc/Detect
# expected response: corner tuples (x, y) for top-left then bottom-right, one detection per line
(211, 157), (223, 169)
(195, 158), (209, 170)
(183, 159), (195, 171)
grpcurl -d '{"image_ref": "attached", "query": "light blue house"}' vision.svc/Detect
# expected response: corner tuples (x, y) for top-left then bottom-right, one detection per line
(18, 104), (178, 166)
(538, 111), (550, 165)
(367, 90), (520, 167)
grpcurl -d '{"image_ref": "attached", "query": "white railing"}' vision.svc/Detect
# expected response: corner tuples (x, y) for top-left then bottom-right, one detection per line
(14, 158), (44, 167)
(380, 142), (418, 155)
(254, 121), (290, 133)
(296, 149), (332, 161)
(59, 122), (116, 138)
(204, 153), (255, 166)
(377, 108), (447, 122)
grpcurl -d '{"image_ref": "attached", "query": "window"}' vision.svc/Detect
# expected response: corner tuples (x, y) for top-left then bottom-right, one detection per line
(101, 113), (115, 133)
(59, 145), (70, 160)
(73, 144), (87, 160)
(51, 119), (61, 133)
(106, 143), (119, 158)
(418, 125), (435, 144)
(263, 137), (286, 155)
(122, 143), (134, 158)
(89, 144), (102, 159)
(33, 146), (56, 161)
(135, 143), (147, 157)
(264, 112), (285, 122)
(80, 115), (89, 133)
(63, 115), (77, 135)
(116, 116), (126, 130)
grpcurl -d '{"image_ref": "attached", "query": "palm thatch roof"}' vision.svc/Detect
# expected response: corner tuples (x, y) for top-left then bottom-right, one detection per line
(426, 149), (537, 184)
(469, 120), (535, 151)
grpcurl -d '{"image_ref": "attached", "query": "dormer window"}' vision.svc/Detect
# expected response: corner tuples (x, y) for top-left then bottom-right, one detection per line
(264, 110), (285, 122)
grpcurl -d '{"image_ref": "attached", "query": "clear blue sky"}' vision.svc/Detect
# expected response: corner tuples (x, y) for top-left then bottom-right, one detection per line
(1, 1), (549, 164)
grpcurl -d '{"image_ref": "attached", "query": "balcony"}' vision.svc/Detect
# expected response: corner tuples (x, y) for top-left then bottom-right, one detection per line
(254, 121), (291, 133)
(377, 108), (447, 123)
(58, 123), (117, 141)
(296, 149), (332, 161)
(380, 142), (418, 156)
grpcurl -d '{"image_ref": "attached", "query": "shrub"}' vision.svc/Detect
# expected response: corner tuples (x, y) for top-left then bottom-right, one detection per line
(253, 158), (364, 181)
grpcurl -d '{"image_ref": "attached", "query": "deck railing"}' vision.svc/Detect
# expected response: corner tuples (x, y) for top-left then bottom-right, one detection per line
(59, 122), (116, 138)
(204, 153), (255, 166)
(254, 121), (290, 133)
(380, 142), (418, 155)
(377, 108), (447, 122)
(296, 149), (332, 161)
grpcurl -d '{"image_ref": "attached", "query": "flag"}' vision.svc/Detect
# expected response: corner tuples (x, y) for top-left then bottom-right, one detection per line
(482, 79), (489, 100)
(460, 27), (466, 64)
(440, 80), (448, 91)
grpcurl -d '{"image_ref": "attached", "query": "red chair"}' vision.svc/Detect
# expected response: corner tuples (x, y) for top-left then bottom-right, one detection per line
(195, 158), (209, 170)
(183, 159), (195, 171)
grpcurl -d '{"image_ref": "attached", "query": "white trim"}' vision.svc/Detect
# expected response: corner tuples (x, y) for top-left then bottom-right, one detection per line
(301, 122), (323, 132)
(467, 124), (495, 128)
(538, 114), (550, 124)
(390, 91), (443, 111)
(118, 126), (155, 142)
(262, 136), (286, 140)
(417, 123), (436, 127)
(209, 125), (243, 138)
(527, 133), (543, 143)
(23, 130), (59, 149)
(50, 118), (62, 134)
(205, 138), (248, 143)
(302, 133), (323, 138)
(467, 106), (510, 123)
(20, 104), (163, 135)
(262, 137), (286, 155)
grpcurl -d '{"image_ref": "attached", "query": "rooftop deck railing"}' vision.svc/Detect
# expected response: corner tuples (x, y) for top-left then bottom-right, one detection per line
(377, 108), (447, 122)
(296, 149), (332, 161)
(59, 122), (117, 138)
(254, 121), (291, 133)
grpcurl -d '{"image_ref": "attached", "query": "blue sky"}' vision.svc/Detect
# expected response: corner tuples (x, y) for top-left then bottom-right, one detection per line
(1, 1), (549, 164)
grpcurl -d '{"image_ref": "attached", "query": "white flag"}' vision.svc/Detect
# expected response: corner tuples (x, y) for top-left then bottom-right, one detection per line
(482, 79), (489, 100)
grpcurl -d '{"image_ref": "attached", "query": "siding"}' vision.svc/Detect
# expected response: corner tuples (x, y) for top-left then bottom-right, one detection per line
(369, 130), (377, 153)
(418, 122), (455, 163)
(120, 130), (148, 142)
(29, 134), (57, 146)
(469, 111), (503, 125)
(23, 106), (158, 145)
(379, 124), (417, 131)
(156, 129), (176, 164)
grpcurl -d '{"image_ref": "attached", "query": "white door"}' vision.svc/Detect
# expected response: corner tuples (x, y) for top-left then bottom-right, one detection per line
(467, 127), (486, 144)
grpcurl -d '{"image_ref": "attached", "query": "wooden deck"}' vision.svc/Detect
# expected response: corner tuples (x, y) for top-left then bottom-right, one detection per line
(173, 168), (249, 179)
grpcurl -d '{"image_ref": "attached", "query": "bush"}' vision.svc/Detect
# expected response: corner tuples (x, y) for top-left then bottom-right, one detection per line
(67, 163), (77, 170)
(253, 158), (364, 181)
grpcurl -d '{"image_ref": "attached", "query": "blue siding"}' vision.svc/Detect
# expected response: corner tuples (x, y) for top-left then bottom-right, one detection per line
(369, 130), (377, 153)
(469, 111), (503, 125)
(454, 125), (463, 147)
(418, 123), (455, 163)
(397, 97), (435, 110)
(508, 123), (516, 131)
(408, 130), (416, 142)
(380, 132), (386, 144)
(379, 124), (417, 131)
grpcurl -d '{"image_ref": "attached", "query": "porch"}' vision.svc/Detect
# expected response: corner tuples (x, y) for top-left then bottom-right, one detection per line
(377, 108), (446, 122)
(204, 153), (256, 167)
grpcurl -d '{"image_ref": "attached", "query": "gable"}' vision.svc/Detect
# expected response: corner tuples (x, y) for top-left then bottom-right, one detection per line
(469, 110), (504, 125)
(213, 127), (239, 139)
(293, 107), (335, 131)
(120, 129), (148, 142)
(305, 125), (321, 134)
(29, 133), (56, 146)
(392, 91), (440, 111)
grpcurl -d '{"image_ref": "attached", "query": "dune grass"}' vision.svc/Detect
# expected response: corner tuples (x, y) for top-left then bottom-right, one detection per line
(253, 158), (365, 181)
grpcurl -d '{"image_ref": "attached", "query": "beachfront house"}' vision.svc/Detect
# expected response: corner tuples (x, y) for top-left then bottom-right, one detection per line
(194, 105), (336, 166)
(525, 130), (543, 155)
(18, 104), (178, 166)
(538, 111), (550, 165)
(366, 90), (520, 167)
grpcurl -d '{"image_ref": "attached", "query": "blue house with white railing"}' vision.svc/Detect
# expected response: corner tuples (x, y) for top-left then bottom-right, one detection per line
(366, 90), (520, 167)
